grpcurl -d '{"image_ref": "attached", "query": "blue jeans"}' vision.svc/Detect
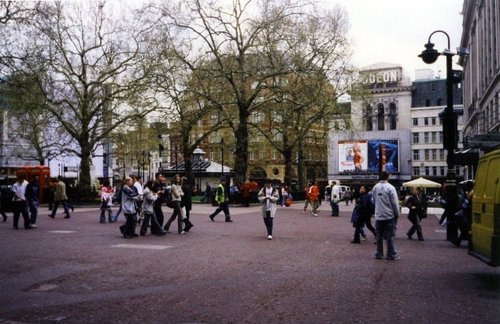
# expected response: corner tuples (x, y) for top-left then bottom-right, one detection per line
(28, 200), (38, 224)
(375, 218), (397, 258)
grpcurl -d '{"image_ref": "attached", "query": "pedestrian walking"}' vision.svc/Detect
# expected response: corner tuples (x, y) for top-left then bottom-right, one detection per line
(330, 181), (340, 216)
(11, 174), (30, 230)
(119, 177), (140, 239)
(258, 179), (279, 240)
(133, 175), (144, 224)
(280, 184), (289, 207)
(209, 177), (233, 222)
(99, 180), (113, 223)
(48, 176), (73, 219)
(25, 177), (39, 228)
(351, 186), (376, 243)
(372, 171), (400, 260)
(201, 182), (211, 203)
(308, 181), (320, 217)
(152, 174), (166, 233)
(140, 180), (166, 236)
(111, 181), (123, 222)
(181, 176), (194, 232)
(164, 174), (186, 234)
(406, 187), (424, 241)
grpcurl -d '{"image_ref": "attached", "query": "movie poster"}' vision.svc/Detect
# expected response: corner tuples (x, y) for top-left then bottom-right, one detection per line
(367, 140), (399, 173)
(338, 140), (368, 172)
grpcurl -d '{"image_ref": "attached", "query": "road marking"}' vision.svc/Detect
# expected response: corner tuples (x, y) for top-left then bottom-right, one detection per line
(49, 230), (76, 234)
(111, 244), (173, 250)
(435, 229), (446, 233)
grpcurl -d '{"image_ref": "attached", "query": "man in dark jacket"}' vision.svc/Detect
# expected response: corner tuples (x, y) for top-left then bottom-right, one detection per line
(351, 186), (376, 243)
(25, 177), (39, 228)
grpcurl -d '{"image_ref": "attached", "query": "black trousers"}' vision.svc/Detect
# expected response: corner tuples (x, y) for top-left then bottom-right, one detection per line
(153, 204), (164, 233)
(353, 213), (376, 242)
(13, 201), (30, 229)
(124, 213), (137, 236)
(263, 211), (273, 236)
(141, 211), (163, 235)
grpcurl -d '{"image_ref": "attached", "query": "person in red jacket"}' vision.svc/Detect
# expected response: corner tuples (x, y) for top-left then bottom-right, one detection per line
(308, 181), (320, 216)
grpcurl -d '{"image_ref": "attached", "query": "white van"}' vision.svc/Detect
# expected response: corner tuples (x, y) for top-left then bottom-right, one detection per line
(339, 185), (352, 201)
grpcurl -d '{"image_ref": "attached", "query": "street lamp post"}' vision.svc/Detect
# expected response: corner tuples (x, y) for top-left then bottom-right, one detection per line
(419, 30), (460, 242)
(174, 145), (178, 171)
(220, 138), (224, 179)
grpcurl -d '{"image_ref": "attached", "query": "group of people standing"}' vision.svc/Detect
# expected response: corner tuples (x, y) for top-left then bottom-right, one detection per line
(113, 174), (195, 239)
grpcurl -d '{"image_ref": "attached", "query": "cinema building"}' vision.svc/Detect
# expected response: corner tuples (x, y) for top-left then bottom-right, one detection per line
(328, 63), (465, 188)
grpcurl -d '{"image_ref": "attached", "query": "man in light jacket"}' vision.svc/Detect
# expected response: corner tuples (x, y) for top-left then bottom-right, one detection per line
(372, 171), (400, 260)
(119, 177), (140, 238)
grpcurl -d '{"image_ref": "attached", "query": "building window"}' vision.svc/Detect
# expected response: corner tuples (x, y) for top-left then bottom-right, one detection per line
(389, 103), (397, 130)
(413, 150), (420, 161)
(440, 166), (446, 176)
(412, 167), (420, 176)
(438, 131), (443, 143)
(413, 118), (418, 126)
(424, 132), (429, 143)
(432, 117), (436, 125)
(424, 117), (429, 125)
(432, 149), (437, 160)
(431, 132), (437, 143)
(365, 105), (373, 131)
(437, 98), (443, 105)
(377, 104), (384, 131)
(425, 166), (430, 175)
(272, 150), (277, 160)
(424, 149), (430, 161)
(432, 166), (437, 176)
(249, 151), (255, 161)
(425, 99), (431, 106)
(413, 133), (419, 144)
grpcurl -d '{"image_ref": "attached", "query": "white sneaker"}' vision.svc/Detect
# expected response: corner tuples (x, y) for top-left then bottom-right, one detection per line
(267, 235), (272, 240)
(180, 231), (186, 235)
(30, 224), (38, 228)
(313, 213), (318, 217)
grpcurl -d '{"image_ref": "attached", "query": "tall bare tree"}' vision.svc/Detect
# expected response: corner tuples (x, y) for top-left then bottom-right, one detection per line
(154, 0), (305, 183)
(1, 1), (161, 190)
(151, 0), (356, 186)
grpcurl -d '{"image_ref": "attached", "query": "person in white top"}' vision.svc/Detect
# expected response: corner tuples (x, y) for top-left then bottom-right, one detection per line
(11, 174), (30, 230)
(133, 175), (144, 223)
(258, 179), (280, 240)
(330, 181), (340, 217)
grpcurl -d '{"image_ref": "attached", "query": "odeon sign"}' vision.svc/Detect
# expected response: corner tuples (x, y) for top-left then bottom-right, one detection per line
(362, 69), (401, 84)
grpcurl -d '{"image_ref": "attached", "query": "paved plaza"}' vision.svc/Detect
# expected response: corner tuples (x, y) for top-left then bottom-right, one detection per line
(0, 201), (499, 323)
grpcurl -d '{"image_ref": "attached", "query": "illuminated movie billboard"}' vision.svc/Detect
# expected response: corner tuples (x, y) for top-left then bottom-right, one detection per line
(338, 139), (399, 173)
(338, 140), (368, 172)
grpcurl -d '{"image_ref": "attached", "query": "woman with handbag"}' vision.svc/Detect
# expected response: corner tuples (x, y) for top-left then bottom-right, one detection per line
(406, 187), (424, 241)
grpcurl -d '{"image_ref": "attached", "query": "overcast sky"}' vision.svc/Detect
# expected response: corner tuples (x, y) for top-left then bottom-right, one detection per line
(324, 0), (464, 80)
